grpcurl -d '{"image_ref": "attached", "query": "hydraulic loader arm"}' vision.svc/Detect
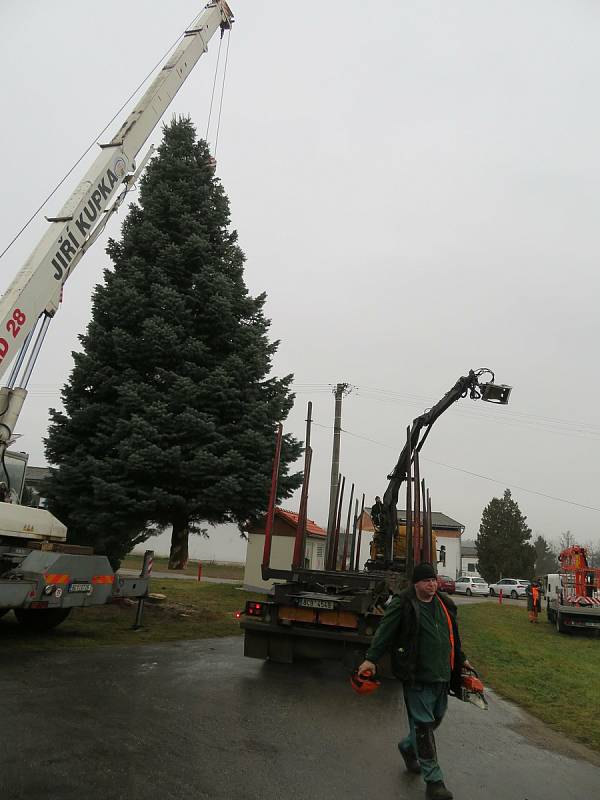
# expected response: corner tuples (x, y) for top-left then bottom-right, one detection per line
(0, 1), (233, 451)
(378, 368), (511, 566)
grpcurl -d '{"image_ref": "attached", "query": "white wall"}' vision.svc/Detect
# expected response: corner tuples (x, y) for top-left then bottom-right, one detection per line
(436, 536), (461, 579)
(133, 522), (247, 563)
(244, 531), (375, 590)
(243, 533), (295, 591)
(461, 556), (480, 577)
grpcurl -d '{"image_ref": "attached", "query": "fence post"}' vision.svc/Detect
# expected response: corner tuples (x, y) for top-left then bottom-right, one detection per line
(132, 549), (154, 630)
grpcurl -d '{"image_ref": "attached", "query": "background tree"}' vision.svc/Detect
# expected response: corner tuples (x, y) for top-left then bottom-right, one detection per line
(583, 540), (598, 568)
(476, 489), (535, 582)
(532, 534), (558, 575)
(559, 530), (576, 551)
(45, 117), (302, 568)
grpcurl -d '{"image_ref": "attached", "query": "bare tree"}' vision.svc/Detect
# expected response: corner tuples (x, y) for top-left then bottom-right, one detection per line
(559, 530), (576, 551)
(583, 540), (598, 568)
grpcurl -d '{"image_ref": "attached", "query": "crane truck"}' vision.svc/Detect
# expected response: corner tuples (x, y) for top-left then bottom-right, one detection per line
(0, 2), (234, 631)
(240, 369), (511, 670)
(545, 545), (600, 633)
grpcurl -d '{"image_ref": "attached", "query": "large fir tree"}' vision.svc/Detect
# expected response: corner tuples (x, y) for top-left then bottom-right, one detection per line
(45, 117), (302, 567)
(476, 489), (535, 582)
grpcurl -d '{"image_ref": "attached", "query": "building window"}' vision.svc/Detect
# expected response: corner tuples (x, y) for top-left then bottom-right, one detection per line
(468, 563), (476, 572)
(316, 545), (325, 559)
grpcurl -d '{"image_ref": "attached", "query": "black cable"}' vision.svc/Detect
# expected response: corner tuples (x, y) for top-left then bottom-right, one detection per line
(214, 28), (232, 156)
(205, 34), (223, 141)
(310, 421), (600, 513)
(0, 431), (12, 493)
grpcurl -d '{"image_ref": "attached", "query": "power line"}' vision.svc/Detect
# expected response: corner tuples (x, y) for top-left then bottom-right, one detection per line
(311, 421), (600, 514)
(293, 381), (600, 437)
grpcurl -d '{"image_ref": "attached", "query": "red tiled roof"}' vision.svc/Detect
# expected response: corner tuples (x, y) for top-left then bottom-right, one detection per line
(276, 508), (326, 537)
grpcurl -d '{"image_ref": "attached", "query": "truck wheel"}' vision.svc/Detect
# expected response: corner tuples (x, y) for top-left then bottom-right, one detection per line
(466, 589), (472, 597)
(510, 590), (518, 600)
(489, 588), (495, 596)
(556, 611), (568, 634)
(14, 608), (72, 631)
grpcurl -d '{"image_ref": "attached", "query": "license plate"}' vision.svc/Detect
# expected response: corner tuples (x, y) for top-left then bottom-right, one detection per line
(68, 582), (92, 593)
(298, 597), (335, 610)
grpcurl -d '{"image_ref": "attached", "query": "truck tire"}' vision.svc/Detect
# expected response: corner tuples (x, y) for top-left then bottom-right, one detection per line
(489, 588), (495, 596)
(14, 608), (72, 631)
(510, 590), (518, 600)
(556, 611), (568, 634)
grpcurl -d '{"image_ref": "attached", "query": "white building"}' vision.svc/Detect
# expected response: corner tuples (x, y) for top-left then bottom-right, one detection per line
(361, 508), (465, 580)
(460, 541), (481, 577)
(243, 508), (328, 592)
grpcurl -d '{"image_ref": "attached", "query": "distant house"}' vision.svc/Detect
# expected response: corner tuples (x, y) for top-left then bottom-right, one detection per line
(460, 540), (480, 577)
(24, 465), (51, 507)
(361, 508), (465, 579)
(243, 508), (327, 592)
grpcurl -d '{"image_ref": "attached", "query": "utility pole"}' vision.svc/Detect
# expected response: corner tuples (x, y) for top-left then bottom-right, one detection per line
(327, 382), (352, 533)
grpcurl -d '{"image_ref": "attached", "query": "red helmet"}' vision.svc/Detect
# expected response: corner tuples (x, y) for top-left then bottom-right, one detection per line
(350, 669), (381, 695)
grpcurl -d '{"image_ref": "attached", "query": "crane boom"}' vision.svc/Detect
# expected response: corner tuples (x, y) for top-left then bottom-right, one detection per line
(0, 1), (233, 447)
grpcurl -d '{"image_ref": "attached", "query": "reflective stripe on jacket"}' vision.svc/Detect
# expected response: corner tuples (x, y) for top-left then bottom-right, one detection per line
(365, 587), (465, 692)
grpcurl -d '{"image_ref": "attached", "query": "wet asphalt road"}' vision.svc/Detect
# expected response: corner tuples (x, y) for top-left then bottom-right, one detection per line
(1, 636), (598, 800)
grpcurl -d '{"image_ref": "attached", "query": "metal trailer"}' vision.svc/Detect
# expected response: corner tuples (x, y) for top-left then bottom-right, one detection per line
(0, 3), (234, 629)
(240, 369), (512, 669)
(0, 542), (154, 631)
(545, 548), (600, 633)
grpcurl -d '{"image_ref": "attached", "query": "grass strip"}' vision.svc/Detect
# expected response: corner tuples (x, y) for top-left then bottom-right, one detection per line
(121, 555), (244, 580)
(459, 602), (600, 752)
(0, 580), (260, 650)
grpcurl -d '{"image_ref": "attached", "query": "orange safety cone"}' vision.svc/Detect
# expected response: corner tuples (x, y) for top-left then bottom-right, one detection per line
(498, 589), (503, 604)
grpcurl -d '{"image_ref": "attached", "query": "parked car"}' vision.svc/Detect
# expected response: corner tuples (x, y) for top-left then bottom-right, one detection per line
(488, 578), (530, 599)
(437, 575), (455, 593)
(454, 576), (489, 596)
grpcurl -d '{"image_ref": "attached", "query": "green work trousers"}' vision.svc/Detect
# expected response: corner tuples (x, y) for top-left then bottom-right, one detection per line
(399, 682), (448, 784)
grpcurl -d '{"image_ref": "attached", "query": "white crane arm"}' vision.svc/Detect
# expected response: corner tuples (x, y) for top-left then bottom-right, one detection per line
(0, 1), (233, 386)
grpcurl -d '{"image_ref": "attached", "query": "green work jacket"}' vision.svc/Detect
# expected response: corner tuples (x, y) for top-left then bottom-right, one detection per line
(365, 587), (465, 692)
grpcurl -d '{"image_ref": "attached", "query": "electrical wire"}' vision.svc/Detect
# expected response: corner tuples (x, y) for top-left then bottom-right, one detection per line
(293, 382), (600, 437)
(310, 421), (600, 513)
(356, 385), (600, 435)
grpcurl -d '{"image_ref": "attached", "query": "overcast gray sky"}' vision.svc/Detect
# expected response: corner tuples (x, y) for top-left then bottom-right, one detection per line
(2, 0), (600, 561)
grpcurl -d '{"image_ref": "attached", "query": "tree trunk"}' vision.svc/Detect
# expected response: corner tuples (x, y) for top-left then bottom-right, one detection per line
(169, 519), (189, 569)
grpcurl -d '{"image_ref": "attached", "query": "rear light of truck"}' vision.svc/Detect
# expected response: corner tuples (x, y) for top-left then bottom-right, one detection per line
(245, 601), (265, 617)
(30, 601), (49, 609)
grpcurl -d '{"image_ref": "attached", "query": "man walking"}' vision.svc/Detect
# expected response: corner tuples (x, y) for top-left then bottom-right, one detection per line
(358, 563), (470, 800)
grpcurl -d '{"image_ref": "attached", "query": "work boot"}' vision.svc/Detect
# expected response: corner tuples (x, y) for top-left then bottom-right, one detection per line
(425, 781), (453, 800)
(397, 743), (421, 773)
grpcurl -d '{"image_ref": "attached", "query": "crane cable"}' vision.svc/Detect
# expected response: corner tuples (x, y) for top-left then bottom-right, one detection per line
(213, 28), (232, 157)
(205, 34), (223, 141)
(0, 12), (201, 264)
